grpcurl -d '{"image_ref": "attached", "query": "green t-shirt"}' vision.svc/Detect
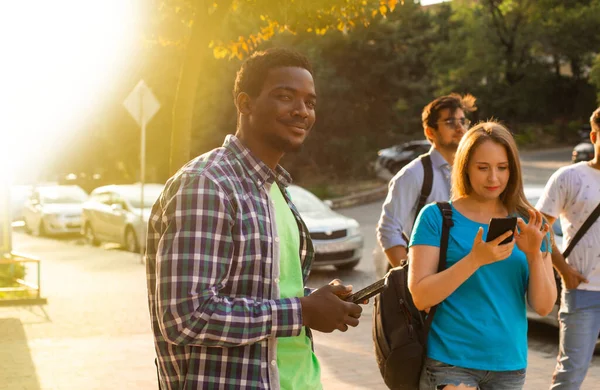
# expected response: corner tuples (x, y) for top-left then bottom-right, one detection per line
(270, 184), (322, 390)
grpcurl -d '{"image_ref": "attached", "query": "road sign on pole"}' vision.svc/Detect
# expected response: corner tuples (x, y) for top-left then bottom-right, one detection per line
(123, 80), (160, 263)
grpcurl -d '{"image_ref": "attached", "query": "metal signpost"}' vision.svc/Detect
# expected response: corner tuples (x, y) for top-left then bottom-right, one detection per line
(0, 180), (11, 256)
(123, 80), (160, 263)
(0, 160), (46, 306)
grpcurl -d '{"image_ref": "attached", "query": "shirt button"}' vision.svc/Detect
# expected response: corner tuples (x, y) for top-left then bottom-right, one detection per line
(274, 278), (279, 284)
(275, 237), (280, 242)
(271, 360), (276, 366)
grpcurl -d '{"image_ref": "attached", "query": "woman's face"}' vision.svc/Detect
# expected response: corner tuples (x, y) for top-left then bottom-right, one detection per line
(467, 140), (510, 201)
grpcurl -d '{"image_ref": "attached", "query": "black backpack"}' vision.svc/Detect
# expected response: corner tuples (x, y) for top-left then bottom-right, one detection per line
(400, 154), (433, 244)
(372, 202), (453, 389)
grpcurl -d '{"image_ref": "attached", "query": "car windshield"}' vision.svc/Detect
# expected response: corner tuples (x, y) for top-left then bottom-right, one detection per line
(286, 186), (330, 213)
(124, 187), (163, 209)
(40, 186), (87, 204)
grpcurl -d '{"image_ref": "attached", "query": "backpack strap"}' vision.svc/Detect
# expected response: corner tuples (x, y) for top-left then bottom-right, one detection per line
(401, 154), (434, 245)
(422, 202), (453, 340)
(414, 154), (433, 227)
(562, 200), (600, 259)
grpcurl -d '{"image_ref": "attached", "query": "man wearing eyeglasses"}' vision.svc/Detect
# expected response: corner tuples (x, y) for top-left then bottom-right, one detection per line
(376, 94), (476, 271)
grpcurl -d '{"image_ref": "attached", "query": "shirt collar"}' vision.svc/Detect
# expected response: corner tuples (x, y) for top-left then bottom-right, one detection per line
(223, 134), (293, 188)
(429, 147), (451, 169)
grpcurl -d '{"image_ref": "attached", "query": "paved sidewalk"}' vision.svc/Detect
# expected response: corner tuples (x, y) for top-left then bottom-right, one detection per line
(313, 304), (600, 390)
(1, 233), (599, 389)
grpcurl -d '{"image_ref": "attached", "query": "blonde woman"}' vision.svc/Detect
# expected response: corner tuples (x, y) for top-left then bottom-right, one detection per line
(408, 122), (557, 390)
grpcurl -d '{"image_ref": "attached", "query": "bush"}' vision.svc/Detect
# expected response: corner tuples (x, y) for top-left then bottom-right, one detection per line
(0, 263), (26, 288)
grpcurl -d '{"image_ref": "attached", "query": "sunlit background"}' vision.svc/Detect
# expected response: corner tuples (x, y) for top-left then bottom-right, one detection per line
(2, 1), (143, 184)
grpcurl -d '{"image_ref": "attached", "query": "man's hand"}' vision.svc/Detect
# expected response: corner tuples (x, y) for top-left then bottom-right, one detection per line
(559, 264), (589, 289)
(299, 280), (363, 333)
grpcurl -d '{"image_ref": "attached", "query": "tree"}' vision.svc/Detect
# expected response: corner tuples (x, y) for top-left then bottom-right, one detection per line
(154, 0), (403, 173)
(534, 0), (600, 80)
(590, 54), (600, 104)
(428, 0), (599, 126)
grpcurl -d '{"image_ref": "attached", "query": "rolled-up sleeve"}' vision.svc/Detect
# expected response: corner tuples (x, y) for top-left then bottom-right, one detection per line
(377, 169), (420, 250)
(154, 173), (303, 348)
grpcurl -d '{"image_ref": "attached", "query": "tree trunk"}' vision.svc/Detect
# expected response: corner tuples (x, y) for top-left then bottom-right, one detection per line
(570, 56), (582, 80)
(169, 0), (231, 174)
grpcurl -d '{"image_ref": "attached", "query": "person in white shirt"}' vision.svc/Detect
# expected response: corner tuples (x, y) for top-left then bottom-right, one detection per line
(376, 94), (476, 273)
(536, 107), (600, 390)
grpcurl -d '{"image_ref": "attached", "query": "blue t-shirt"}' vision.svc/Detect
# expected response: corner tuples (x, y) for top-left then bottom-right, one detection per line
(409, 202), (550, 371)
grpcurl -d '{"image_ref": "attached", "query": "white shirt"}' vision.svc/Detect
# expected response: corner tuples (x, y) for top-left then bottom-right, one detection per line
(536, 162), (600, 291)
(377, 147), (452, 250)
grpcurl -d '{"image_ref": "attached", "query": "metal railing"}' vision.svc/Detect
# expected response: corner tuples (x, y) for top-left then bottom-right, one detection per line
(0, 252), (47, 306)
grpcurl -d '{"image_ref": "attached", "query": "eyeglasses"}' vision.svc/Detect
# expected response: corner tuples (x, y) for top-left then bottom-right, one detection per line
(437, 118), (471, 130)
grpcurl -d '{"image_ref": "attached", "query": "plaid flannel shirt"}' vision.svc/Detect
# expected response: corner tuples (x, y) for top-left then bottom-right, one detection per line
(146, 135), (315, 390)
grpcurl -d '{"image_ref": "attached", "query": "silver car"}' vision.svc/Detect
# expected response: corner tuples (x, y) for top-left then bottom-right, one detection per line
(374, 140), (431, 181)
(81, 184), (163, 252)
(524, 185), (563, 327)
(10, 184), (32, 221)
(23, 185), (87, 236)
(288, 185), (364, 270)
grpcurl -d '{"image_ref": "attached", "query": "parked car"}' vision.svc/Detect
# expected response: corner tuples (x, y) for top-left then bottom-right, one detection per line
(287, 185), (364, 270)
(23, 185), (87, 236)
(81, 184), (163, 252)
(524, 185), (563, 327)
(572, 141), (594, 163)
(10, 185), (32, 221)
(374, 139), (431, 181)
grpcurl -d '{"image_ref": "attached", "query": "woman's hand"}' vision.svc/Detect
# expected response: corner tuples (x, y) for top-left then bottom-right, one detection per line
(469, 227), (515, 268)
(515, 209), (550, 257)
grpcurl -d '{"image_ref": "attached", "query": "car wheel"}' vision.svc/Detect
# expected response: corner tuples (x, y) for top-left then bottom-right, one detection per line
(125, 227), (140, 253)
(85, 223), (100, 246)
(335, 260), (360, 271)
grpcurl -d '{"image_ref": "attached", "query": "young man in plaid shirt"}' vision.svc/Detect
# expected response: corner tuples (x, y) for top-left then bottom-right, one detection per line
(146, 48), (363, 390)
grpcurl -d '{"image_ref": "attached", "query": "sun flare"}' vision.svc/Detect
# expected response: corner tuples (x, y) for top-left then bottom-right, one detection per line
(2, 0), (143, 185)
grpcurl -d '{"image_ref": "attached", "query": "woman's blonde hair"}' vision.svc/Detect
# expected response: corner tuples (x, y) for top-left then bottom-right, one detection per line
(451, 121), (532, 220)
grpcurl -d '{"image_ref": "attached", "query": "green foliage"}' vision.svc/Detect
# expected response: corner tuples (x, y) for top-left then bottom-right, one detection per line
(591, 54), (600, 104)
(50, 0), (600, 187)
(0, 264), (26, 288)
(188, 1), (440, 181)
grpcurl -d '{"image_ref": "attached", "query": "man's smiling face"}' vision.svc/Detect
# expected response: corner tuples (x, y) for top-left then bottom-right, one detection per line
(247, 66), (316, 153)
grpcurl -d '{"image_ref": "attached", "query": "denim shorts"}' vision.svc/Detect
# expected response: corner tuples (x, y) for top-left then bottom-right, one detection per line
(420, 358), (526, 390)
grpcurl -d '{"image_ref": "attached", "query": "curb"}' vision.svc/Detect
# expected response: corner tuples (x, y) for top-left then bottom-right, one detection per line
(326, 185), (388, 210)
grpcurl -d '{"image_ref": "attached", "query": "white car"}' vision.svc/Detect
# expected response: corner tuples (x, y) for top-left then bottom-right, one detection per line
(23, 185), (87, 236)
(287, 185), (364, 270)
(81, 184), (163, 252)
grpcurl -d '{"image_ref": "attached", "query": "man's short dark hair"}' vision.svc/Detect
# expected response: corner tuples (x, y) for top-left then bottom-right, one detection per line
(591, 107), (600, 133)
(233, 48), (313, 99)
(421, 93), (477, 131)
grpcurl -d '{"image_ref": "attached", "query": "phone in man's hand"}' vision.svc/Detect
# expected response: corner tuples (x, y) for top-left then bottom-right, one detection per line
(486, 217), (517, 245)
(344, 277), (388, 304)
